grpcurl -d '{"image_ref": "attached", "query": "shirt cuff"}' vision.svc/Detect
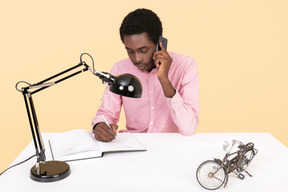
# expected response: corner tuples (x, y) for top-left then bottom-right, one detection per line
(92, 123), (99, 134)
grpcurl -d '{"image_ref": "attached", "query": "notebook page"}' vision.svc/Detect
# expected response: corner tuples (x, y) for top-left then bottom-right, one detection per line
(49, 129), (102, 160)
(98, 132), (146, 152)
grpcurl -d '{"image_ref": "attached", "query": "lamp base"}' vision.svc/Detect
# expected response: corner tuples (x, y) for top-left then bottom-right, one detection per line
(30, 161), (70, 182)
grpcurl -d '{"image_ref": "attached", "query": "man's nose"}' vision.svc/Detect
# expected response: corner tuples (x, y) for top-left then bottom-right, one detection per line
(135, 53), (143, 63)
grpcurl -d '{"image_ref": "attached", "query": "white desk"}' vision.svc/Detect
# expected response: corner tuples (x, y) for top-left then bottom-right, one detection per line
(1, 132), (288, 192)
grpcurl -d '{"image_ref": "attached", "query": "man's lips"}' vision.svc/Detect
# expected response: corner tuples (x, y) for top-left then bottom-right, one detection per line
(135, 64), (146, 70)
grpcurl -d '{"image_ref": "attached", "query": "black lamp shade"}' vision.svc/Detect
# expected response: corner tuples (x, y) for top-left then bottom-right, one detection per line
(109, 73), (142, 98)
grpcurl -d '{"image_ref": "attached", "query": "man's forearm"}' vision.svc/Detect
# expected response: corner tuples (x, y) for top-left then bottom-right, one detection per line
(158, 77), (176, 98)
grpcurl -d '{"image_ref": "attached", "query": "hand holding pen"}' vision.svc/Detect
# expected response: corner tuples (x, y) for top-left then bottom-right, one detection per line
(93, 115), (118, 142)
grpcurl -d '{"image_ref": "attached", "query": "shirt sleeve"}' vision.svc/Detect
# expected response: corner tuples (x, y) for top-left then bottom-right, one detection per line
(166, 59), (200, 135)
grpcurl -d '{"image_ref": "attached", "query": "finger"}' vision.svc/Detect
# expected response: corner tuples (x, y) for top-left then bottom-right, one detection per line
(155, 58), (161, 68)
(94, 123), (115, 141)
(155, 54), (165, 60)
(111, 124), (118, 135)
(110, 124), (118, 137)
(98, 122), (117, 136)
(95, 132), (114, 142)
(95, 129), (115, 142)
(94, 129), (107, 141)
(154, 50), (168, 59)
(154, 55), (166, 66)
(159, 41), (166, 51)
(154, 56), (162, 67)
(103, 123), (117, 136)
(94, 131), (106, 141)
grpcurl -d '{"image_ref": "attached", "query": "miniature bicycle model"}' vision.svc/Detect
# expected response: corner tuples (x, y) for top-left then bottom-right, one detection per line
(196, 140), (258, 190)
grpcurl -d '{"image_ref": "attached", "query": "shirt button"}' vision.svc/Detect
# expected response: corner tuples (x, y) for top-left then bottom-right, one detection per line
(150, 122), (153, 125)
(151, 107), (154, 109)
(150, 91), (153, 94)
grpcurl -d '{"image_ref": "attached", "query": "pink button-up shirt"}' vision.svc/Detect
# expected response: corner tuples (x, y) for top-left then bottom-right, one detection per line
(92, 52), (199, 135)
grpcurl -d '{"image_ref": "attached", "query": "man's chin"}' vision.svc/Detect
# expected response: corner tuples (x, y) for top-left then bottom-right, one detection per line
(138, 66), (146, 71)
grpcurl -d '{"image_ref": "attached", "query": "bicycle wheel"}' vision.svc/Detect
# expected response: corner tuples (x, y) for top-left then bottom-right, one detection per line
(196, 160), (226, 190)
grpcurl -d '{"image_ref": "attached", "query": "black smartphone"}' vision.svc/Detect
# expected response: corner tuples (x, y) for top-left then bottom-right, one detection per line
(156, 36), (168, 51)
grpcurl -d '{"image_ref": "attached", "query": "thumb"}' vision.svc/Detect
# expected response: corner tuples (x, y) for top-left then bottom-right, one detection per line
(111, 124), (118, 133)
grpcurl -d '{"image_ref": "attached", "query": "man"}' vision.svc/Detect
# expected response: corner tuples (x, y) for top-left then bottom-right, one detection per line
(92, 8), (199, 142)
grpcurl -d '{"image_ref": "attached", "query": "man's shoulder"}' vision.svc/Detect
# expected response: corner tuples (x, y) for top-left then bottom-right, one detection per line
(111, 58), (133, 74)
(113, 58), (131, 67)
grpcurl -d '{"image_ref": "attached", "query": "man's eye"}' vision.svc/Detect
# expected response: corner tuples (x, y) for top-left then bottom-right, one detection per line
(140, 49), (149, 53)
(127, 50), (134, 54)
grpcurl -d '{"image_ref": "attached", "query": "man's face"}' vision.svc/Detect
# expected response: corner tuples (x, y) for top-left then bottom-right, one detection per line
(123, 32), (156, 72)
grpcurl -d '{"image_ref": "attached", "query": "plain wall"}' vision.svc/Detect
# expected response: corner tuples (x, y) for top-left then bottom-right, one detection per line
(1, 0), (287, 173)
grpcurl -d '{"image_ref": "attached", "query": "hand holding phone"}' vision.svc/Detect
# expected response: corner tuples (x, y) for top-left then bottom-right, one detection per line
(154, 36), (170, 67)
(154, 36), (175, 98)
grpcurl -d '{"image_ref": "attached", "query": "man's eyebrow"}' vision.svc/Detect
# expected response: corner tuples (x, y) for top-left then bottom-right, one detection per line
(125, 46), (148, 50)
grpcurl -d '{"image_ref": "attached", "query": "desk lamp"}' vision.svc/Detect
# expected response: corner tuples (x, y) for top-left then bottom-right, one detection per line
(15, 53), (142, 182)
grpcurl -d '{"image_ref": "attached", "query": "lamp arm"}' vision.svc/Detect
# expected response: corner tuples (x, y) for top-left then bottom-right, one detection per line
(93, 71), (115, 85)
(22, 92), (43, 160)
(19, 62), (91, 163)
(25, 62), (90, 95)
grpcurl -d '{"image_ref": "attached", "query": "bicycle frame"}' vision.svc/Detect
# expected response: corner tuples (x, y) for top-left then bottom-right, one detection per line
(211, 140), (257, 188)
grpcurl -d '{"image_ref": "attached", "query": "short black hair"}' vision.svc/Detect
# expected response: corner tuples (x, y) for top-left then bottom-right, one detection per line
(119, 8), (163, 44)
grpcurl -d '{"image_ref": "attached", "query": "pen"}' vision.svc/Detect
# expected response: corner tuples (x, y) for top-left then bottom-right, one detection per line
(101, 115), (112, 129)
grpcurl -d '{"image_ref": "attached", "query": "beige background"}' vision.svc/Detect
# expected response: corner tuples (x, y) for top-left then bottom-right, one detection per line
(1, 0), (287, 173)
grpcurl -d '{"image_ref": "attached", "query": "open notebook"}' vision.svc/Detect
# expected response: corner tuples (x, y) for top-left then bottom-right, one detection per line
(48, 129), (146, 161)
